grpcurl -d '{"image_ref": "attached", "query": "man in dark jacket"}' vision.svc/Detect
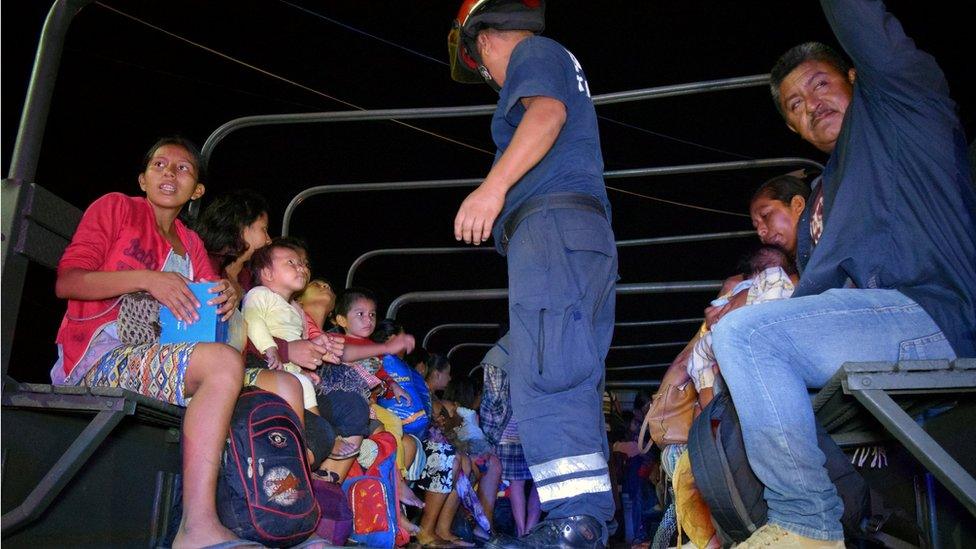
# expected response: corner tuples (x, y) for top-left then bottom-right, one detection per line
(711, 0), (976, 547)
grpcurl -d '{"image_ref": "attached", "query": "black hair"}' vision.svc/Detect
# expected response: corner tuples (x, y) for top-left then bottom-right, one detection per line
(405, 347), (430, 370)
(444, 377), (481, 409)
(336, 287), (378, 317)
(371, 318), (404, 343)
(425, 353), (451, 381)
(751, 174), (811, 207)
(141, 136), (206, 182)
(736, 244), (798, 278)
(195, 190), (269, 268)
(770, 42), (852, 117)
(249, 237), (306, 285)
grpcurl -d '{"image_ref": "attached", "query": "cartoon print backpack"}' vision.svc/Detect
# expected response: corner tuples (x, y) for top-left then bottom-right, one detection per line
(216, 388), (320, 547)
(342, 431), (408, 547)
(376, 354), (430, 438)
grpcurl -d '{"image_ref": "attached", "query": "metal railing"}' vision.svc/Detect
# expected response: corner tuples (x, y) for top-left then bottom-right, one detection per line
(346, 230), (754, 287)
(282, 158), (821, 237)
(387, 281), (723, 318)
(606, 363), (672, 372)
(421, 317), (703, 348)
(2, 0), (93, 378)
(200, 74), (772, 166)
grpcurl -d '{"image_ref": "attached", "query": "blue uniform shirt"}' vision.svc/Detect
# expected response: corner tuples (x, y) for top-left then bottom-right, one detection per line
(489, 36), (610, 248)
(794, 0), (976, 356)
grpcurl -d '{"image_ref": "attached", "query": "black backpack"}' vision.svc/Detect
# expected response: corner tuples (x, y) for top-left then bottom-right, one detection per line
(216, 388), (321, 547)
(687, 391), (869, 544)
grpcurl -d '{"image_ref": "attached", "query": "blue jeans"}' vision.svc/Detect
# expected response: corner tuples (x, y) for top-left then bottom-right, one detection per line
(711, 289), (956, 540)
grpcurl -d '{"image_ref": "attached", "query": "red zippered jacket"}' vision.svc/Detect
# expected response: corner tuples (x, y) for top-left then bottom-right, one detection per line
(55, 193), (217, 380)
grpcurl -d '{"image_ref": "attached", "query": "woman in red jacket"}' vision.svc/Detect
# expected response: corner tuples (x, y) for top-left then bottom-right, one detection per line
(53, 137), (304, 548)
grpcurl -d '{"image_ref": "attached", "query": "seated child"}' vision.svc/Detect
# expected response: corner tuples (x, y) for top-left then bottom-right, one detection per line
(687, 245), (798, 403)
(332, 287), (414, 407)
(444, 377), (502, 532)
(444, 382), (493, 457)
(242, 238), (325, 414)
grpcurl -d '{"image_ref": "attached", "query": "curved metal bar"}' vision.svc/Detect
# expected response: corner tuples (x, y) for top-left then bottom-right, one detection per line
(601, 158), (822, 180)
(421, 318), (703, 349)
(283, 158), (823, 236)
(615, 318), (703, 328)
(606, 380), (662, 389)
(606, 363), (672, 372)
(449, 341), (684, 361)
(447, 342), (494, 360)
(609, 341), (686, 351)
(349, 247), (494, 289)
(616, 230), (755, 248)
(3, 0), (93, 378)
(202, 106), (495, 164)
(387, 280), (722, 318)
(346, 230), (754, 287)
(422, 323), (502, 349)
(201, 74), (770, 167)
(7, 0), (93, 183)
(595, 74), (769, 105)
(283, 177), (480, 236)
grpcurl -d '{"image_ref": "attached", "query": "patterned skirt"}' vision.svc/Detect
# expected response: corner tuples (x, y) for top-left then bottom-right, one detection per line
(497, 442), (532, 481)
(84, 342), (197, 406)
(418, 428), (456, 494)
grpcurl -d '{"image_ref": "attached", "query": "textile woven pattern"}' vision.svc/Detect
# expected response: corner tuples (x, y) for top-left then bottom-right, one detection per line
(84, 341), (196, 406)
(117, 291), (162, 346)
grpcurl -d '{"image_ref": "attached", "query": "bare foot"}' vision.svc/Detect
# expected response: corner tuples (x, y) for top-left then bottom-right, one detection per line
(399, 478), (425, 508)
(434, 529), (474, 547)
(398, 514), (420, 536)
(172, 515), (241, 548)
(416, 529), (447, 546)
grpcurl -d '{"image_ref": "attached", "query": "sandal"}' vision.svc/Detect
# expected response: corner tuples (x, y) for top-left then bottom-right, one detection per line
(441, 537), (474, 547)
(328, 436), (361, 460)
(416, 532), (453, 547)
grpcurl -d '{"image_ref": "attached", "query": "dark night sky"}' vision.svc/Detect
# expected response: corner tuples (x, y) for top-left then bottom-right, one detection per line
(3, 1), (973, 384)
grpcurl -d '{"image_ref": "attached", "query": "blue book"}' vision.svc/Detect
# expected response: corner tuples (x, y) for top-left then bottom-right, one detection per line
(160, 282), (244, 350)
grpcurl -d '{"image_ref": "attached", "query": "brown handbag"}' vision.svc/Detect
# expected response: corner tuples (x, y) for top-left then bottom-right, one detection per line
(638, 381), (698, 453)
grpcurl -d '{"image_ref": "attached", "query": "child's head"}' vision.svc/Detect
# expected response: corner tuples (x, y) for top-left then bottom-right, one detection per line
(370, 318), (404, 344)
(425, 353), (452, 391)
(273, 235), (310, 270)
(406, 347), (430, 377)
(196, 189), (270, 267)
(737, 244), (798, 278)
(335, 287), (378, 338)
(138, 137), (206, 210)
(298, 278), (336, 311)
(445, 376), (483, 410)
(250, 238), (309, 296)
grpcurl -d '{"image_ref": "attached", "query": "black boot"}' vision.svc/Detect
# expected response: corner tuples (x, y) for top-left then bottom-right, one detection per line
(485, 515), (606, 549)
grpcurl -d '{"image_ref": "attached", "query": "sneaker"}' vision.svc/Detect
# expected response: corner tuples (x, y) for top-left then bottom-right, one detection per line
(485, 515), (605, 549)
(734, 524), (844, 548)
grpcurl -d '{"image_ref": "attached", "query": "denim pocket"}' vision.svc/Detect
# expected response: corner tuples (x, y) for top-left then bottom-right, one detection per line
(898, 331), (954, 361)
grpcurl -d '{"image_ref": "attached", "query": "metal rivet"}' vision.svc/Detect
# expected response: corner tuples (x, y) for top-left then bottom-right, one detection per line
(861, 378), (871, 387)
